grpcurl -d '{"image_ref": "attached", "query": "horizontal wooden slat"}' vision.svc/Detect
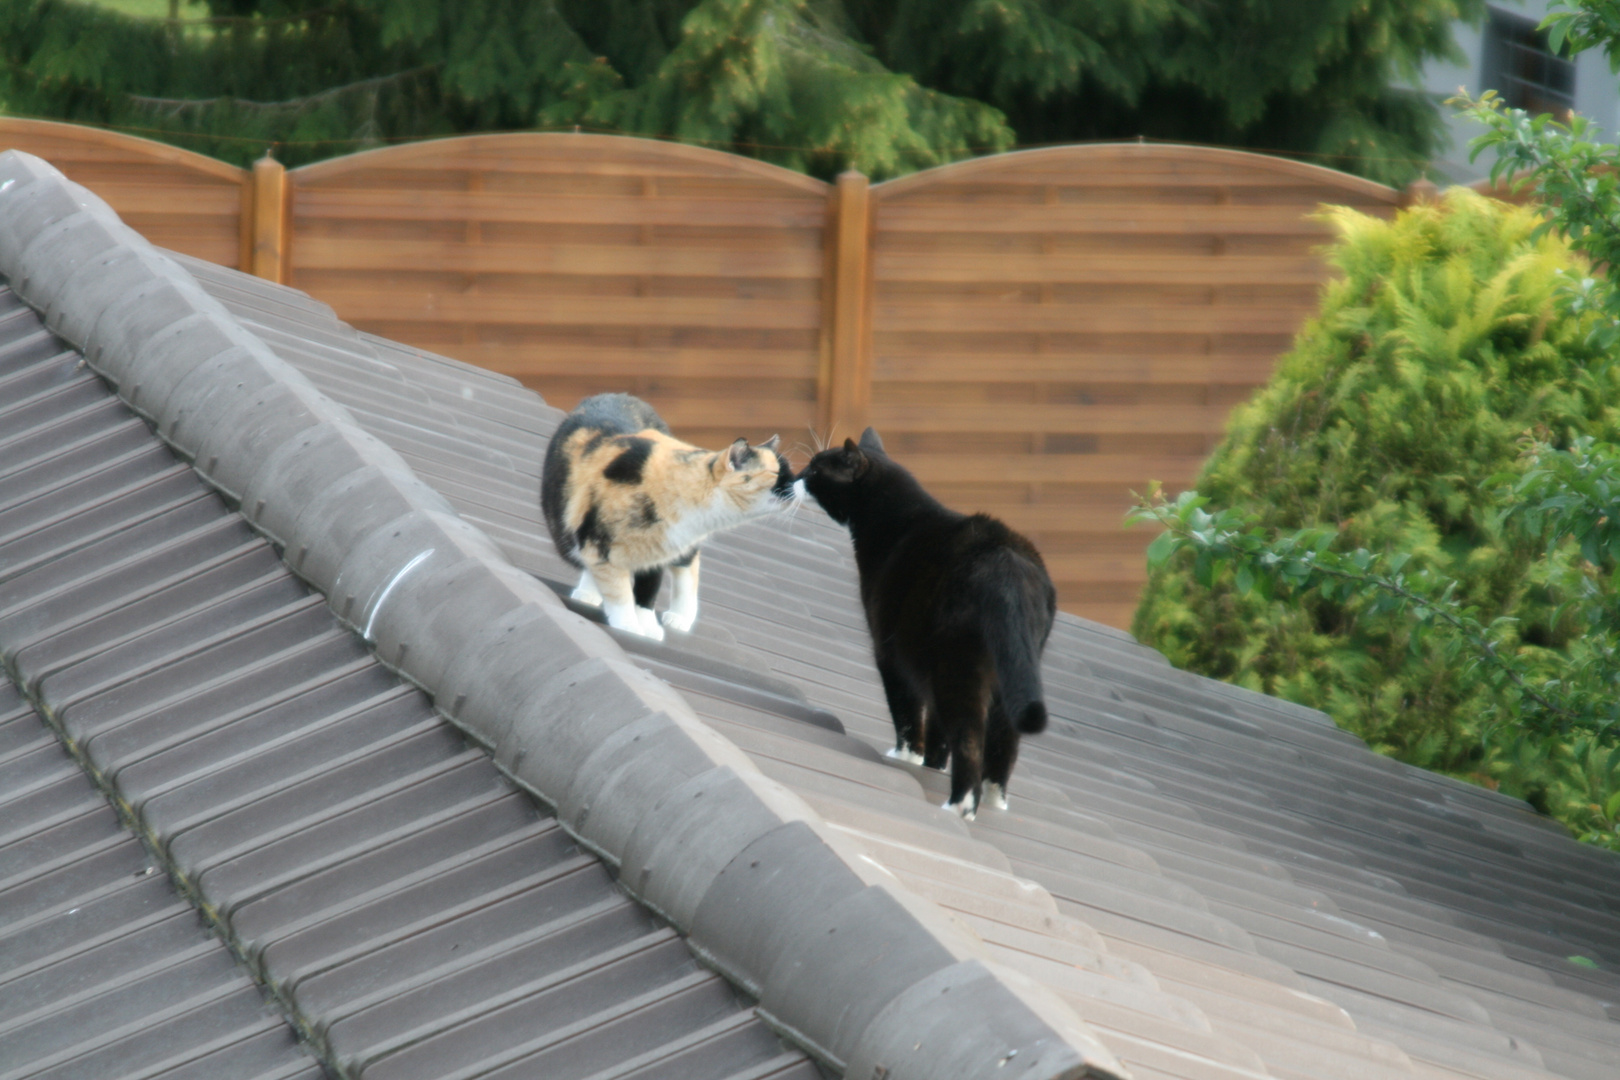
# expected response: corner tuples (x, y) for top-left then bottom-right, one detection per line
(68, 187), (243, 213)
(937, 501), (1158, 531)
(899, 453), (1206, 485)
(874, 303), (1311, 334)
(866, 403), (1236, 435)
(293, 237), (824, 278)
(457, 345), (820, 380)
(872, 352), (1289, 384)
(294, 189), (825, 229)
(1028, 553), (1152, 585)
(320, 291), (822, 330)
(876, 202), (1338, 235)
(873, 251), (1331, 285)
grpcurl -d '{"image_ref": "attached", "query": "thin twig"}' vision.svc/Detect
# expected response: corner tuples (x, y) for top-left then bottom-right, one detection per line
(127, 65), (435, 114)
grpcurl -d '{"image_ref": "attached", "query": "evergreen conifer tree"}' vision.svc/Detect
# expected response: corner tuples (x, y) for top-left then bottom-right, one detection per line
(1, 0), (1478, 180)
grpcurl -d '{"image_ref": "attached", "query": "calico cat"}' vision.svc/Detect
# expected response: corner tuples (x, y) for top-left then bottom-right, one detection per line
(796, 427), (1056, 819)
(542, 393), (797, 641)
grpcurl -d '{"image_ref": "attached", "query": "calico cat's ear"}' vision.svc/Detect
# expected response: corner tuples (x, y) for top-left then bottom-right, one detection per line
(858, 427), (885, 454)
(726, 437), (751, 471)
(760, 434), (780, 453)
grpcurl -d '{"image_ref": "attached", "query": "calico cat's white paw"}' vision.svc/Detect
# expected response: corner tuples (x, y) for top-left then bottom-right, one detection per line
(660, 608), (695, 634)
(604, 601), (662, 641)
(571, 571), (603, 606)
(982, 782), (1009, 811)
(885, 745), (925, 766)
(944, 791), (979, 822)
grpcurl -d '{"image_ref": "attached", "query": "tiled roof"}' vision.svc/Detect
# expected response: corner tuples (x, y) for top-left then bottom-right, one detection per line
(0, 151), (1117, 1080)
(0, 278), (817, 1080)
(4, 147), (1620, 1080)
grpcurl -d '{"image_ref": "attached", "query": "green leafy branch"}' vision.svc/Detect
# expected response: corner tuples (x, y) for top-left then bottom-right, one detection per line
(1451, 86), (1620, 356)
(1129, 464), (1620, 740)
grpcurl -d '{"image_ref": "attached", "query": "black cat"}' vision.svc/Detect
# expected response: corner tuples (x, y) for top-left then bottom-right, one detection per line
(795, 428), (1056, 819)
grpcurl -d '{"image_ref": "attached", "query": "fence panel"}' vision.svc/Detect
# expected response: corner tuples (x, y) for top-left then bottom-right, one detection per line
(0, 119), (250, 269)
(4, 121), (1424, 628)
(867, 144), (1404, 628)
(286, 134), (833, 452)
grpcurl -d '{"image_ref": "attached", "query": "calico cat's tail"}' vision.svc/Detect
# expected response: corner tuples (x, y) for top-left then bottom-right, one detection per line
(985, 574), (1051, 735)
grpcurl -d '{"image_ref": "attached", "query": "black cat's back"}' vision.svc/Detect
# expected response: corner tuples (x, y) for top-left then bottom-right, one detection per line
(868, 510), (1054, 733)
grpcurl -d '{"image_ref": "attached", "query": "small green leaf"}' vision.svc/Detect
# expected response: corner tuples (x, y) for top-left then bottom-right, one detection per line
(1145, 530), (1178, 570)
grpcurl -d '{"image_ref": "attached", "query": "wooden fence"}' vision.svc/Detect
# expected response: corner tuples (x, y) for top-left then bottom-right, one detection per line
(2, 119), (1427, 628)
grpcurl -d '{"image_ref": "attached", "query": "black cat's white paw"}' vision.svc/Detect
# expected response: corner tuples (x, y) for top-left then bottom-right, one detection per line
(944, 790), (979, 821)
(885, 745), (925, 766)
(982, 782), (1008, 811)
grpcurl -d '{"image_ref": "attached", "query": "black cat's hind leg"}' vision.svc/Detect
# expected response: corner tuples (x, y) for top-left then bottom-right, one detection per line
(876, 655), (927, 765)
(922, 709), (949, 771)
(929, 659), (990, 820)
(632, 567), (664, 639)
(981, 691), (1020, 812)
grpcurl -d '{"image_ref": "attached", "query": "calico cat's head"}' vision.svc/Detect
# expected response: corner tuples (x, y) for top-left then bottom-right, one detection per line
(715, 434), (798, 516)
(794, 427), (887, 524)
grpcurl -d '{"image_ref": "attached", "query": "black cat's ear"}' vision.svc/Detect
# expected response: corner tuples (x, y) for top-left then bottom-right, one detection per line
(726, 437), (750, 472)
(858, 427), (885, 454)
(760, 434), (780, 453)
(842, 437), (860, 454)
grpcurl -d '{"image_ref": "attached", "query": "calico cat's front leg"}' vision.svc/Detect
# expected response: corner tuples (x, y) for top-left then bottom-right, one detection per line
(660, 550), (701, 633)
(571, 568), (603, 606)
(591, 563), (665, 641)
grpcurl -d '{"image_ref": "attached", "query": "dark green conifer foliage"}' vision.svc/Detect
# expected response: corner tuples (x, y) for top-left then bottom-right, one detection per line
(2, 0), (1477, 180)
(1133, 190), (1620, 773)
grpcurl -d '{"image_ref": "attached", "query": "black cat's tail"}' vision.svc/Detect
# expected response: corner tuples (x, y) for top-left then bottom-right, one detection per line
(985, 573), (1052, 735)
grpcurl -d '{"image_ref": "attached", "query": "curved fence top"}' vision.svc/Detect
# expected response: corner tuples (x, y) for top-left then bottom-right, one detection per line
(0, 118), (247, 183)
(873, 140), (1404, 204)
(292, 131), (831, 195)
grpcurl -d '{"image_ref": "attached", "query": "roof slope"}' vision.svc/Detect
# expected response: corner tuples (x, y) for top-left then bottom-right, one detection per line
(0, 279), (816, 1080)
(5, 147), (1620, 1080)
(0, 150), (1123, 1080)
(172, 228), (1620, 1076)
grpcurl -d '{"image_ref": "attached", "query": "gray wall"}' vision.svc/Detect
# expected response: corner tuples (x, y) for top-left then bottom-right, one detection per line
(1421, 1), (1620, 181)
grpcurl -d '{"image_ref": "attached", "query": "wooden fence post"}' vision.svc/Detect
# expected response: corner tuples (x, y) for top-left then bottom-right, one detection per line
(251, 154), (287, 283)
(819, 170), (873, 438)
(1400, 178), (1439, 208)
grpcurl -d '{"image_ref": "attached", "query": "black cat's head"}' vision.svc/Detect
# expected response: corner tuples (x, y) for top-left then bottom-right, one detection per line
(795, 427), (886, 524)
